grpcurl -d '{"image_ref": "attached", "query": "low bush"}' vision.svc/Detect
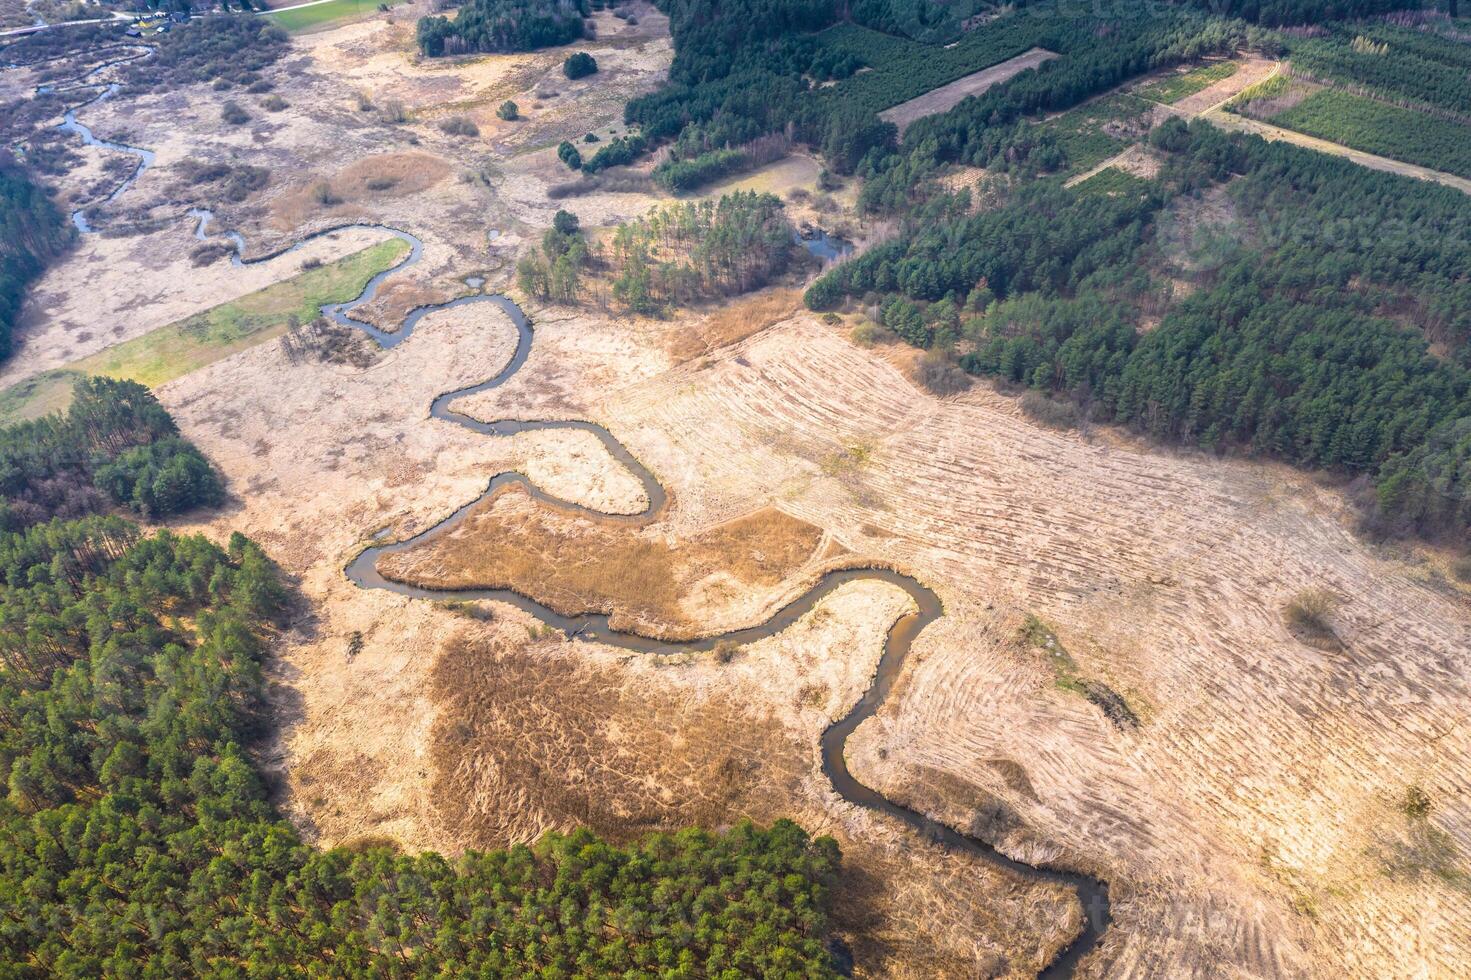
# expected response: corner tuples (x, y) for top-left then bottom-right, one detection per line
(221, 101), (251, 125)
(309, 179), (341, 206)
(1283, 588), (1339, 648)
(439, 115), (480, 136)
(916, 351), (971, 396)
(1019, 390), (1079, 430)
(380, 99), (410, 123)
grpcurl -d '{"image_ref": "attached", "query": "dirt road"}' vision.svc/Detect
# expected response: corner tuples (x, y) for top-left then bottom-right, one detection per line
(1203, 108), (1471, 195)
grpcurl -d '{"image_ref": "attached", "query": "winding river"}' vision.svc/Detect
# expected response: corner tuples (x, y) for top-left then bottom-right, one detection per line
(18, 40), (1112, 975)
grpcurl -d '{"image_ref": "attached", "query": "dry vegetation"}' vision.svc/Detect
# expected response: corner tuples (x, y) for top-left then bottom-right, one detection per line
(429, 635), (810, 845)
(379, 485), (828, 637)
(8, 11), (1470, 980)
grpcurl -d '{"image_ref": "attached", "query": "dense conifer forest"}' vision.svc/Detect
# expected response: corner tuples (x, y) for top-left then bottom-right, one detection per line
(417, 0), (587, 56)
(807, 118), (1471, 543)
(0, 378), (223, 529)
(0, 514), (843, 975)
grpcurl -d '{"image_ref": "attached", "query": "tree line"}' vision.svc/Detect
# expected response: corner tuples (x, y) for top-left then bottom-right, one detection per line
(0, 157), (71, 363)
(417, 0), (586, 56)
(807, 118), (1471, 545)
(0, 377), (223, 530)
(0, 512), (844, 975)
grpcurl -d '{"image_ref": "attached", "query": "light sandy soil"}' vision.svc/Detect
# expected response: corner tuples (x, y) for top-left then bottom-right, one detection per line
(880, 47), (1058, 135)
(1205, 108), (1471, 195)
(1164, 54), (1278, 116)
(11, 18), (1471, 980)
(164, 286), (1471, 978)
(1063, 143), (1160, 188)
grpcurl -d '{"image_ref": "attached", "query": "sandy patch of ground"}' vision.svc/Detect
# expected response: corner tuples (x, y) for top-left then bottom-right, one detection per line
(1064, 142), (1161, 188)
(596, 315), (1471, 978)
(880, 47), (1058, 135)
(165, 273), (1471, 977)
(1169, 54), (1279, 116)
(153, 279), (1085, 975)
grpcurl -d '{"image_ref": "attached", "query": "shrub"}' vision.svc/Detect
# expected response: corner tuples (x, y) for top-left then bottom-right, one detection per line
(221, 101), (250, 125)
(439, 115), (480, 136)
(849, 320), (891, 348)
(1283, 588), (1339, 649)
(1401, 785), (1432, 820)
(557, 140), (583, 170)
(380, 99), (410, 123)
(915, 351), (971, 396)
(497, 99), (518, 120)
(309, 179), (341, 206)
(365, 176), (398, 191)
(261, 94), (287, 111)
(553, 209), (579, 234)
(583, 133), (645, 173)
(563, 51), (597, 79)
(1020, 390), (1079, 430)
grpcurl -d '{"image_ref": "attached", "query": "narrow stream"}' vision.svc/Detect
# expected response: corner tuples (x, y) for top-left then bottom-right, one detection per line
(19, 46), (1112, 971)
(321, 240), (1112, 975)
(28, 45), (155, 232)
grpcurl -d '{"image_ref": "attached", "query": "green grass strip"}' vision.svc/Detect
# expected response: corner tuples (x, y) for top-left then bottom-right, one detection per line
(0, 237), (409, 424)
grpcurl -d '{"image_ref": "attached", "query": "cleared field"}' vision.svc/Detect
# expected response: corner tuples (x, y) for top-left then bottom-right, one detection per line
(879, 47), (1058, 134)
(1137, 59), (1237, 105)
(0, 238), (408, 423)
(267, 0), (408, 34)
(818, 17), (1053, 115)
(1269, 88), (1471, 179)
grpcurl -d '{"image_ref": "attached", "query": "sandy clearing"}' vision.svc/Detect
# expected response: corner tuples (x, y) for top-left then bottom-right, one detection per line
(599, 316), (1471, 978)
(157, 294), (1080, 973)
(880, 47), (1058, 135)
(166, 289), (1471, 977)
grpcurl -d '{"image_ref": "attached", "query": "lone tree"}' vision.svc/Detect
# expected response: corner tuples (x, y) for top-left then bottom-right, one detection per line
(497, 99), (519, 120)
(563, 51), (597, 79)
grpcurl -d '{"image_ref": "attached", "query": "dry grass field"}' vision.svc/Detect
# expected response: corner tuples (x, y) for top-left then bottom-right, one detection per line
(10, 11), (1470, 979)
